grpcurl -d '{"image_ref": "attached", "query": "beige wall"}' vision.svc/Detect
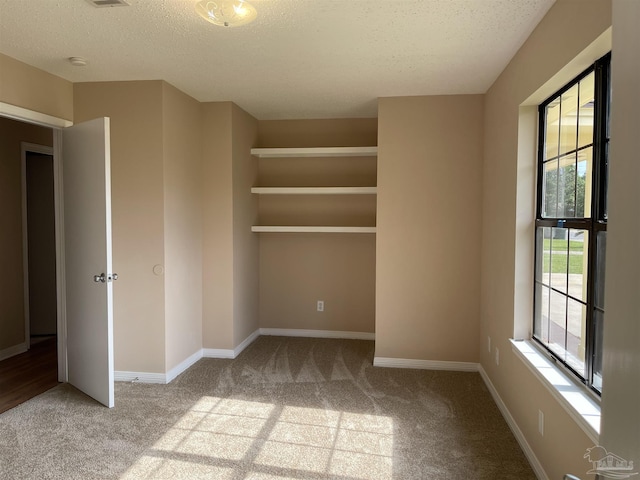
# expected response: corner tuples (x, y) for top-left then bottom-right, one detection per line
(0, 117), (52, 351)
(256, 119), (377, 334)
(162, 82), (203, 371)
(260, 234), (376, 332)
(202, 102), (235, 350)
(74, 81), (166, 373)
(0, 53), (73, 121)
(201, 102), (261, 350)
(257, 118), (378, 148)
(600, 0), (640, 464)
(75, 81), (208, 372)
(375, 95), (483, 362)
(480, 1), (611, 478)
(231, 104), (259, 345)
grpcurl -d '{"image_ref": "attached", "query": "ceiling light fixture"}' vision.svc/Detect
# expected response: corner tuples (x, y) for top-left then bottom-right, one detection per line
(195, 0), (257, 27)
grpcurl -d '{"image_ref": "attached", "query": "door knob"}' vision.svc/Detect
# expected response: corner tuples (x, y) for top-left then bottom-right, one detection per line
(93, 273), (118, 283)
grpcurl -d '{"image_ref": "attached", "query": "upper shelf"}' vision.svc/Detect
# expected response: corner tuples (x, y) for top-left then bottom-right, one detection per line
(251, 187), (377, 195)
(251, 226), (376, 234)
(250, 146), (378, 158)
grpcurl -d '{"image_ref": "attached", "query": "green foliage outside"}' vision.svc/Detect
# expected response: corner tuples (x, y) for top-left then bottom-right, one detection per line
(540, 238), (586, 274)
(542, 252), (584, 274)
(544, 163), (587, 217)
(542, 239), (585, 252)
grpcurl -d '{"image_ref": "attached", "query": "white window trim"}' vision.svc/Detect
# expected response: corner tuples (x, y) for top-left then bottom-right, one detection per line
(510, 338), (600, 444)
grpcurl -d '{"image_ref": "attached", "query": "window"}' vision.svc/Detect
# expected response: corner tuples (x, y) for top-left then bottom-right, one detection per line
(533, 53), (610, 395)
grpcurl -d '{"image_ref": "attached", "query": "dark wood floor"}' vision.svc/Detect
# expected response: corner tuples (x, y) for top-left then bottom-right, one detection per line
(0, 337), (59, 414)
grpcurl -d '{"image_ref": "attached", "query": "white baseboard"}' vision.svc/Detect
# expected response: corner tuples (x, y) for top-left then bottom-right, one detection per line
(116, 348), (205, 384)
(0, 342), (28, 362)
(203, 329), (261, 359)
(234, 329), (260, 357)
(166, 349), (204, 383)
(373, 356), (479, 372)
(478, 365), (549, 480)
(202, 348), (235, 359)
(259, 328), (375, 341)
(114, 371), (167, 384)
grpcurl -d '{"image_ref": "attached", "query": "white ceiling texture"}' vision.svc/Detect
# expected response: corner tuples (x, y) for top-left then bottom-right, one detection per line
(0, 0), (556, 119)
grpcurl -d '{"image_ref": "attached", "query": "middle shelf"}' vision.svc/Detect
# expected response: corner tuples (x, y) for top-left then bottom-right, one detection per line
(251, 186), (377, 195)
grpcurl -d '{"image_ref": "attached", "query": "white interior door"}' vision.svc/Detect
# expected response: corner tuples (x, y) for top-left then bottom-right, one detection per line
(62, 117), (114, 408)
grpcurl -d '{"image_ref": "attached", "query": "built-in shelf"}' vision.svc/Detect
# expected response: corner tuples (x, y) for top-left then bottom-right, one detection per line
(251, 187), (377, 195)
(251, 226), (376, 234)
(251, 146), (378, 158)
(251, 145), (377, 235)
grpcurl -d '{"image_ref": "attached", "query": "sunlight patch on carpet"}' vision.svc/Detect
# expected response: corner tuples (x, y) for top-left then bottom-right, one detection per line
(120, 457), (235, 479)
(120, 396), (394, 480)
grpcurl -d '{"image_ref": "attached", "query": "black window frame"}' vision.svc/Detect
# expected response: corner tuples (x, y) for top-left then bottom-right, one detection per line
(533, 52), (610, 396)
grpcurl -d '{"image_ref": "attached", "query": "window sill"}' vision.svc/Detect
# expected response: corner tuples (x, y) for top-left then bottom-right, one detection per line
(510, 339), (600, 444)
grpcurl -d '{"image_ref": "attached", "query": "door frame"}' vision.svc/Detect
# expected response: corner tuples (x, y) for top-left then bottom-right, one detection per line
(21, 142), (55, 349)
(1, 102), (72, 382)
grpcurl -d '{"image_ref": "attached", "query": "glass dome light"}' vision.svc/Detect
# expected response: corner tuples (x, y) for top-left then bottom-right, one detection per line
(195, 0), (257, 27)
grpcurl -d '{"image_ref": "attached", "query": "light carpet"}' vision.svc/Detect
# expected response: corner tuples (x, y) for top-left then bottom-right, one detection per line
(0, 336), (535, 479)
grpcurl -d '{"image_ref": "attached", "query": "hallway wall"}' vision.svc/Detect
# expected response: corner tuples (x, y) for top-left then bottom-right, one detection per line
(0, 117), (52, 355)
(25, 151), (57, 336)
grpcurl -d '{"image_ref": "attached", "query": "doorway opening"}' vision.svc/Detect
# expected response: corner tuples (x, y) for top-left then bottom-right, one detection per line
(0, 127), (59, 413)
(24, 147), (59, 405)
(24, 148), (58, 344)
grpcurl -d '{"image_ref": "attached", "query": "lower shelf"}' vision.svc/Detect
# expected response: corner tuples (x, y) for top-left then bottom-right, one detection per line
(251, 226), (376, 233)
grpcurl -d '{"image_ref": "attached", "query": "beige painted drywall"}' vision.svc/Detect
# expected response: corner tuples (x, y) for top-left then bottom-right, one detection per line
(202, 102), (234, 350)
(599, 0), (640, 465)
(231, 104), (259, 346)
(257, 118), (378, 148)
(0, 53), (73, 121)
(258, 196), (376, 228)
(375, 95), (483, 362)
(258, 155), (377, 189)
(202, 102), (261, 351)
(256, 119), (377, 334)
(260, 234), (376, 333)
(74, 81), (166, 373)
(0, 117), (52, 351)
(161, 82), (203, 371)
(480, 1), (611, 478)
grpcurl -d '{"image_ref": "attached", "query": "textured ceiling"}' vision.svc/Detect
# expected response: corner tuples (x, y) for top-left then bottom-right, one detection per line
(0, 0), (556, 119)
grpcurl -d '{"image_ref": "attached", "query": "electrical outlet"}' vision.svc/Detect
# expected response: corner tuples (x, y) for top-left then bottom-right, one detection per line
(495, 347), (499, 366)
(488, 336), (491, 353)
(317, 300), (324, 312)
(538, 410), (544, 436)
